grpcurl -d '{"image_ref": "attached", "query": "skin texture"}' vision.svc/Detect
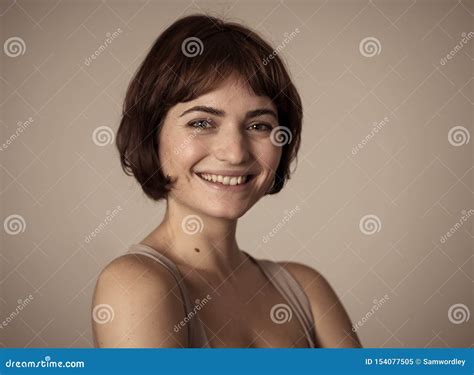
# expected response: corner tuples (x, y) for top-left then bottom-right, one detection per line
(92, 76), (362, 348)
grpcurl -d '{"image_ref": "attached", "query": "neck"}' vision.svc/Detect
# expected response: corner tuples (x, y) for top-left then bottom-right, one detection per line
(143, 196), (246, 277)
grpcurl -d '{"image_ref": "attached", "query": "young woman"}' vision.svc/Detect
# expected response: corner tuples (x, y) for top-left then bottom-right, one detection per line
(91, 14), (362, 349)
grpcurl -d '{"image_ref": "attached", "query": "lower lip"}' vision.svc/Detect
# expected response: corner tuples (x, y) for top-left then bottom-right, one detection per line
(194, 173), (254, 192)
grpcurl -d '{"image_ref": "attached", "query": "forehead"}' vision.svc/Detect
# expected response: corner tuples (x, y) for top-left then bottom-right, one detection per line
(171, 76), (277, 115)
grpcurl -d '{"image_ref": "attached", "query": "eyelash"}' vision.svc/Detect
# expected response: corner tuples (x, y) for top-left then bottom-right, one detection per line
(188, 119), (273, 132)
(188, 119), (213, 129)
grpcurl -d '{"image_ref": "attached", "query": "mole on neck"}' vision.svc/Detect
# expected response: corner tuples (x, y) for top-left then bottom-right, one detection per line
(194, 247), (200, 253)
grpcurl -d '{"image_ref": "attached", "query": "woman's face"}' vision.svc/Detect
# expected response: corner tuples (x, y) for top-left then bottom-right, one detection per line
(158, 76), (282, 219)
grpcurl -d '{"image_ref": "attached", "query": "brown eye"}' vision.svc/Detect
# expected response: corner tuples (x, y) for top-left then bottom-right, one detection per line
(188, 119), (212, 129)
(248, 123), (272, 132)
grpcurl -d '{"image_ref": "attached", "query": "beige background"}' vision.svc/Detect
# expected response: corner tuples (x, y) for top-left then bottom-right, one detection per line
(1, 0), (472, 348)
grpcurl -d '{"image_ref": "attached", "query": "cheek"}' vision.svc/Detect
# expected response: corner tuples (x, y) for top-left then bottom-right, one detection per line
(254, 143), (282, 172)
(159, 132), (207, 175)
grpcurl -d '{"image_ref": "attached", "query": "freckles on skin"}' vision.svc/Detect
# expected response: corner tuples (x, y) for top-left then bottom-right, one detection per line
(158, 114), (213, 200)
(163, 114), (278, 193)
(156, 77), (283, 217)
(158, 113), (201, 180)
(254, 142), (282, 191)
(172, 130), (209, 178)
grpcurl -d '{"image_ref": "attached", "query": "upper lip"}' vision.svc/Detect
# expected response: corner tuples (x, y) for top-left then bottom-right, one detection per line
(195, 170), (257, 177)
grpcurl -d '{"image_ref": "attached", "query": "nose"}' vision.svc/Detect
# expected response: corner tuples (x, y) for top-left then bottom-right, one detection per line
(213, 124), (250, 164)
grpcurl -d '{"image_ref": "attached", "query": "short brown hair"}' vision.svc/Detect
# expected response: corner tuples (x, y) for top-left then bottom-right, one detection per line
(116, 14), (302, 201)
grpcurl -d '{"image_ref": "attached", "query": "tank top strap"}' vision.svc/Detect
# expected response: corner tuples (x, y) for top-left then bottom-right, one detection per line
(245, 252), (317, 348)
(126, 244), (210, 348)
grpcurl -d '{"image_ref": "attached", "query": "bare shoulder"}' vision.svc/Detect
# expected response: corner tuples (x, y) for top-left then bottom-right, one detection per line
(91, 253), (187, 348)
(279, 261), (362, 348)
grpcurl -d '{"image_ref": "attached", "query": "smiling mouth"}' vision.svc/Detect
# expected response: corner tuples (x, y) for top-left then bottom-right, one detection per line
(195, 172), (256, 186)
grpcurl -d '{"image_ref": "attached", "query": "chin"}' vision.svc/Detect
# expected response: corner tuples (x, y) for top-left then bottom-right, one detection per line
(203, 204), (249, 220)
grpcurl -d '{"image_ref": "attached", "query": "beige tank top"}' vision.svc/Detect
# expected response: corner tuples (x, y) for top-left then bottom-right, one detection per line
(127, 243), (318, 348)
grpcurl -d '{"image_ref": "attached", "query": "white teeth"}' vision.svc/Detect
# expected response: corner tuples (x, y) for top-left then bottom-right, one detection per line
(198, 173), (250, 186)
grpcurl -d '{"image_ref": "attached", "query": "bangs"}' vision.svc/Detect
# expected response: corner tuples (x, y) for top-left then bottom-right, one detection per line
(162, 27), (284, 107)
(117, 14), (302, 201)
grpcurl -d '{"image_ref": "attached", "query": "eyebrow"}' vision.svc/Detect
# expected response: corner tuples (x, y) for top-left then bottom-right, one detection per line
(179, 105), (278, 120)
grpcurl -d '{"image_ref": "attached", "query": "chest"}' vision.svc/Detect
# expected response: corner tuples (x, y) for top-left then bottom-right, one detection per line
(183, 270), (311, 348)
